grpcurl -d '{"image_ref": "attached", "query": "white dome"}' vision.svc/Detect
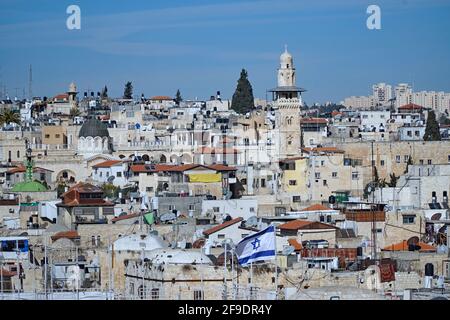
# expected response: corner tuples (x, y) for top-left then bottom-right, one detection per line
(112, 232), (167, 252)
(145, 248), (213, 265)
(280, 45), (293, 64)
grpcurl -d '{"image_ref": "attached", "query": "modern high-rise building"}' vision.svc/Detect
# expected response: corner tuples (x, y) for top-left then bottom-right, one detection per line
(372, 83), (392, 105)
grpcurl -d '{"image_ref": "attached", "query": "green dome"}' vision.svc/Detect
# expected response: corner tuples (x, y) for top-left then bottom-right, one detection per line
(11, 181), (48, 192)
(79, 117), (110, 138)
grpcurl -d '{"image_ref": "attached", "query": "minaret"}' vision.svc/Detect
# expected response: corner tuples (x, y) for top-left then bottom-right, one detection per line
(68, 82), (78, 108)
(268, 46), (306, 159)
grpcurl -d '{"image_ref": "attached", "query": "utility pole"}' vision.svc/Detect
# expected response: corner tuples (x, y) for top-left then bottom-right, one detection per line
(371, 141), (377, 261)
(28, 64), (32, 101)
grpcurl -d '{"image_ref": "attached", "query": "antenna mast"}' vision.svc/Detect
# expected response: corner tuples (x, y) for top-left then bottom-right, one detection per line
(28, 64), (33, 101)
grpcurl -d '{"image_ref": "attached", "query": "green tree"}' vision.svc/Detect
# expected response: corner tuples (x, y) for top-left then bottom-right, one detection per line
(423, 110), (441, 141)
(175, 89), (183, 105)
(101, 86), (108, 99)
(70, 107), (81, 117)
(231, 69), (255, 114)
(0, 109), (20, 125)
(404, 156), (413, 174)
(102, 183), (119, 198)
(388, 173), (399, 187)
(123, 81), (133, 99)
(438, 113), (450, 125)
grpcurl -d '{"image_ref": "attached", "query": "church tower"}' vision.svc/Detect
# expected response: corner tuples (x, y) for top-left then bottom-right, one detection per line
(269, 46), (305, 159)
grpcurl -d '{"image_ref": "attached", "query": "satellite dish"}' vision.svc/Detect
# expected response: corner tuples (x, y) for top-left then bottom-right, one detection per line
(407, 236), (419, 246)
(107, 176), (115, 183)
(282, 246), (295, 256)
(160, 212), (177, 222)
(135, 123), (141, 129)
(431, 213), (442, 221)
(245, 216), (258, 228)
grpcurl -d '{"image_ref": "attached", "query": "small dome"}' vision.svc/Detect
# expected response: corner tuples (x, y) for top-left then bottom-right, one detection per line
(78, 117), (110, 138)
(69, 82), (77, 93)
(11, 180), (48, 192)
(280, 45), (293, 64)
(112, 233), (167, 252)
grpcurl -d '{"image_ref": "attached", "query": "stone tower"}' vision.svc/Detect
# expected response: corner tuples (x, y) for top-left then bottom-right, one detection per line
(269, 46), (305, 159)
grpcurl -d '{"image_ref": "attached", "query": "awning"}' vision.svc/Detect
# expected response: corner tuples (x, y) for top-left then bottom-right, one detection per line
(188, 173), (221, 183)
(144, 212), (154, 225)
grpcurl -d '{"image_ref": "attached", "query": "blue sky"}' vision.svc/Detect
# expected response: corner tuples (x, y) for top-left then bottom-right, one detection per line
(1, 0), (449, 104)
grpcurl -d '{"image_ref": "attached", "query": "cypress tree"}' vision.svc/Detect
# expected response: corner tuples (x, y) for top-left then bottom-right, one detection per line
(123, 81), (133, 99)
(231, 69), (255, 114)
(175, 89), (183, 105)
(423, 110), (441, 141)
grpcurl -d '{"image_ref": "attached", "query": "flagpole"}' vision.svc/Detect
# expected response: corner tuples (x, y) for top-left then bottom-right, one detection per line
(250, 262), (253, 299)
(273, 223), (278, 300)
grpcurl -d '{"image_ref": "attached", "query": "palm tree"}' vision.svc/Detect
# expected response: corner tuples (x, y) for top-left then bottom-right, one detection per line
(70, 107), (81, 117)
(0, 109), (21, 125)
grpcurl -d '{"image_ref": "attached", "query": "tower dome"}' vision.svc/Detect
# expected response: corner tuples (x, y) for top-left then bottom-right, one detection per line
(78, 117), (110, 138)
(68, 82), (77, 93)
(280, 45), (293, 66)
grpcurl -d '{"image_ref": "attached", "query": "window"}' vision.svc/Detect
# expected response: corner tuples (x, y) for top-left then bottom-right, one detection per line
(332, 172), (337, 178)
(396, 155), (401, 163)
(448, 155), (450, 163)
(189, 204), (195, 210)
(380, 160), (385, 166)
(55, 134), (60, 138)
(218, 234), (225, 239)
(151, 288), (160, 300)
(415, 131), (420, 137)
(420, 159), (424, 165)
(213, 207), (220, 212)
(169, 205), (176, 211)
(352, 172), (359, 180)
(315, 172), (320, 179)
(138, 286), (146, 299)
(407, 131), (412, 137)
(261, 178), (266, 188)
(117, 172), (122, 177)
(146, 187), (154, 192)
(249, 207), (255, 213)
(45, 134), (50, 139)
(403, 215), (415, 224)
(428, 159), (432, 165)
(293, 196), (301, 202)
(321, 160), (325, 166)
(289, 180), (297, 186)
(193, 290), (203, 300)
(106, 172), (110, 177)
(17, 150), (20, 158)
(404, 155), (409, 163)
(323, 180), (327, 186)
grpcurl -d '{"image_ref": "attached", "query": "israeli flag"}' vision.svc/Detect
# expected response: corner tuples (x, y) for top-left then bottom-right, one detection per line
(235, 225), (276, 266)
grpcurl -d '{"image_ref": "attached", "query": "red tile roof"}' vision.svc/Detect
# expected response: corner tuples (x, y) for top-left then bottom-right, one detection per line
(203, 217), (243, 236)
(7, 166), (53, 174)
(53, 93), (69, 101)
(288, 238), (303, 251)
(301, 118), (328, 124)
(92, 160), (123, 168)
(0, 269), (16, 277)
(111, 213), (139, 223)
(150, 96), (173, 100)
(51, 230), (80, 241)
(399, 103), (423, 110)
(279, 220), (338, 231)
(382, 240), (436, 252)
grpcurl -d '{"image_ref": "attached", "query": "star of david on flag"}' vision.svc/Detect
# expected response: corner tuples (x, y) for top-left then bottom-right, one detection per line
(235, 225), (276, 266)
